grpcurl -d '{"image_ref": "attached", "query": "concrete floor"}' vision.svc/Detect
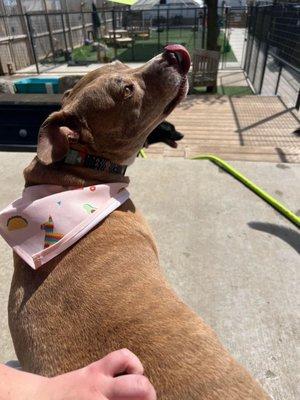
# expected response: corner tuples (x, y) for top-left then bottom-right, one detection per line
(218, 70), (249, 87)
(0, 154), (299, 400)
(225, 28), (246, 69)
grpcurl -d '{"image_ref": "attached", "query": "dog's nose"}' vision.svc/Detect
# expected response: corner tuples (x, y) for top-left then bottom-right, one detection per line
(163, 44), (191, 75)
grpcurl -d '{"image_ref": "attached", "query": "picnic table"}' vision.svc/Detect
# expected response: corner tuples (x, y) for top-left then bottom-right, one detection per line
(108, 29), (128, 37)
(104, 29), (133, 47)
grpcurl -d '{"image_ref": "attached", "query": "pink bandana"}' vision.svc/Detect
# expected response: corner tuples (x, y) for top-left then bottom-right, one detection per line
(0, 183), (129, 269)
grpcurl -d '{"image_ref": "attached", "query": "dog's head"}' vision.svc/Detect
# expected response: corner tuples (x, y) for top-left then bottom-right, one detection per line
(37, 45), (190, 166)
(146, 121), (184, 148)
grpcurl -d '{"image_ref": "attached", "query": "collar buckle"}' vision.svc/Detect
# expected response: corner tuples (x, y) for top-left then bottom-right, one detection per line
(64, 148), (86, 166)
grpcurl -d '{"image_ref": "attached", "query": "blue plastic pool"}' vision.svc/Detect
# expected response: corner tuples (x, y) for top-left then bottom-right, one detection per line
(14, 77), (59, 94)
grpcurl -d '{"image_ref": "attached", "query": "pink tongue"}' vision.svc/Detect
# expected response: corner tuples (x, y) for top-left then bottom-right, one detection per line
(164, 44), (191, 74)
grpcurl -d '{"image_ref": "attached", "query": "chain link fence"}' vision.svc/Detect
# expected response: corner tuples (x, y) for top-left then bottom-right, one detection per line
(0, 5), (249, 74)
(244, 3), (300, 109)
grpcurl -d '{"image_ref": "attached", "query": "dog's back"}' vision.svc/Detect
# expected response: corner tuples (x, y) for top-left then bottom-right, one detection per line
(9, 199), (269, 399)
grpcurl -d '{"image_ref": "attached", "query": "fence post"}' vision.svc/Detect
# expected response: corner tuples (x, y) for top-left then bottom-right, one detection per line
(16, 0), (35, 65)
(245, 5), (257, 77)
(222, 6), (230, 69)
(243, 5), (251, 71)
(166, 8), (169, 44)
(258, 7), (273, 94)
(274, 63), (282, 95)
(25, 13), (40, 74)
(0, 2), (18, 72)
(157, 6), (160, 52)
(193, 8), (197, 49)
(202, 6), (206, 49)
(1, 14), (17, 71)
(42, 0), (56, 63)
(252, 5), (267, 88)
(62, 0), (73, 50)
(296, 90), (300, 111)
(60, 12), (69, 59)
(128, 9), (135, 61)
(112, 8), (117, 59)
(81, 4), (86, 42)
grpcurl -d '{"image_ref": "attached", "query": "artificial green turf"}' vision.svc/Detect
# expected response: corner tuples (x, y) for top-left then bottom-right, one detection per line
(191, 85), (253, 95)
(218, 32), (237, 63)
(71, 28), (237, 63)
(217, 85), (253, 95)
(101, 29), (197, 62)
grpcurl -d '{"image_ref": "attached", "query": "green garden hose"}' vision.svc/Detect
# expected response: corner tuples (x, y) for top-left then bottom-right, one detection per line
(139, 149), (147, 158)
(139, 149), (299, 228)
(192, 154), (300, 229)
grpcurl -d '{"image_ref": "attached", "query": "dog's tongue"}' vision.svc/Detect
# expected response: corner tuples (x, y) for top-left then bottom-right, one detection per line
(164, 44), (191, 75)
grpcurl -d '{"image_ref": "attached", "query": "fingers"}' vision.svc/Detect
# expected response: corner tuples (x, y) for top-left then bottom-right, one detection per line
(80, 350), (156, 400)
(108, 374), (157, 400)
(94, 349), (144, 377)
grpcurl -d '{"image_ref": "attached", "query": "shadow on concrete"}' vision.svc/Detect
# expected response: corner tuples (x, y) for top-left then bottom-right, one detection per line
(248, 222), (300, 254)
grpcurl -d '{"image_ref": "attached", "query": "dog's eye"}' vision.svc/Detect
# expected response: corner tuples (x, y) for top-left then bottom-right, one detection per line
(123, 84), (134, 98)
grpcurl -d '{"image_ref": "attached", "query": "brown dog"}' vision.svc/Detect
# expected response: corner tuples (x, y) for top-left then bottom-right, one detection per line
(8, 46), (269, 399)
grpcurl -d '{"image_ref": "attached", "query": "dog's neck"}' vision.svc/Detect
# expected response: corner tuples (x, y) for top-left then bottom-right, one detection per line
(23, 157), (129, 188)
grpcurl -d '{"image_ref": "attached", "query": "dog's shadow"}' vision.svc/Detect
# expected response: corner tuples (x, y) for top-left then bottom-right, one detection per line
(248, 222), (300, 254)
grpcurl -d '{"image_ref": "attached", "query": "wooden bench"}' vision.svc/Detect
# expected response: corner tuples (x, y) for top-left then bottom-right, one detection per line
(191, 49), (220, 92)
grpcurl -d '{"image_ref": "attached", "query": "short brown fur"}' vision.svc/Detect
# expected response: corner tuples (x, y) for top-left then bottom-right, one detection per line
(8, 55), (270, 399)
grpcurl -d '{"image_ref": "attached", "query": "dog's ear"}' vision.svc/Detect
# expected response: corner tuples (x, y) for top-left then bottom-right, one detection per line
(110, 60), (129, 70)
(62, 89), (72, 101)
(37, 111), (80, 165)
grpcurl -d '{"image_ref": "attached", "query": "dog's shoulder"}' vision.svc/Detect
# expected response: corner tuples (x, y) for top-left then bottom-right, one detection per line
(103, 199), (157, 250)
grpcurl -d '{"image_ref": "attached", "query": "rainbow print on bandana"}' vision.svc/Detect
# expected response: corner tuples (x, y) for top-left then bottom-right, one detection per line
(41, 216), (64, 249)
